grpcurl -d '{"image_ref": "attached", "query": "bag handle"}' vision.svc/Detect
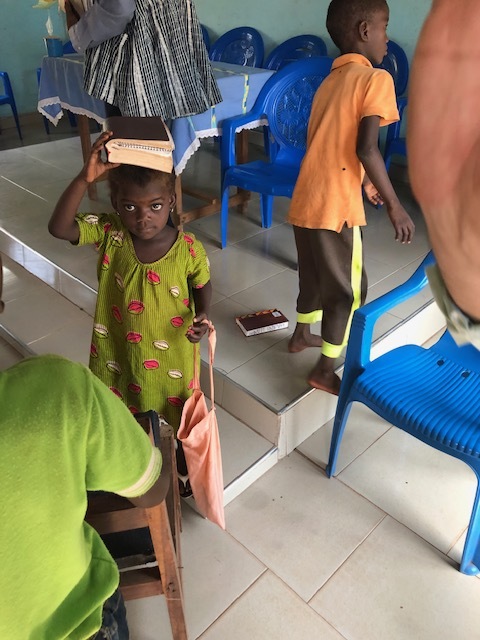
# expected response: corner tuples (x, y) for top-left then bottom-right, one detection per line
(193, 320), (216, 407)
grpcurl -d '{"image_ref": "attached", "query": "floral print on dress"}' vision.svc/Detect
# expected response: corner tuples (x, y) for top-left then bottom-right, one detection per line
(106, 361), (122, 375)
(147, 269), (161, 285)
(112, 305), (123, 324)
(115, 272), (125, 292)
(170, 316), (184, 327)
(144, 359), (159, 370)
(101, 255), (110, 270)
(126, 331), (142, 344)
(128, 300), (145, 314)
(93, 323), (108, 338)
(153, 340), (169, 350)
(169, 286), (180, 297)
(76, 215), (210, 430)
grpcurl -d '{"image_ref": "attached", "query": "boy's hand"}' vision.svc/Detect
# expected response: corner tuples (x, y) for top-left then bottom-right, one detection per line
(186, 313), (209, 343)
(80, 131), (120, 184)
(363, 181), (384, 207)
(387, 203), (415, 244)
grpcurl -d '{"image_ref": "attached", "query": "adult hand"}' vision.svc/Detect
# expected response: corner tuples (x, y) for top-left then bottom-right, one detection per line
(408, 0), (480, 320)
(65, 0), (80, 30)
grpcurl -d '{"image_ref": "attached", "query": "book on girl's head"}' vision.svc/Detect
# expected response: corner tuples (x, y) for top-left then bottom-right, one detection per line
(235, 309), (289, 337)
(104, 116), (175, 174)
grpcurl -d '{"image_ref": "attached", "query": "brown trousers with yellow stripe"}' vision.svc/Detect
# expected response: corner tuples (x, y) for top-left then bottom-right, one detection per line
(293, 224), (368, 359)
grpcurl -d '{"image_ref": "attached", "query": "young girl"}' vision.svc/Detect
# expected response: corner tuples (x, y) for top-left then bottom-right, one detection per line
(49, 131), (212, 434)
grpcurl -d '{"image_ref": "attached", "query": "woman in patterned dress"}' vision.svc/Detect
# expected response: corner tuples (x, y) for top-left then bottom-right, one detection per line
(49, 132), (212, 431)
(66, 0), (222, 119)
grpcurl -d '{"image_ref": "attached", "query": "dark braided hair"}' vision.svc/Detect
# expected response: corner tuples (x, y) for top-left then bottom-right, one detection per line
(108, 164), (175, 195)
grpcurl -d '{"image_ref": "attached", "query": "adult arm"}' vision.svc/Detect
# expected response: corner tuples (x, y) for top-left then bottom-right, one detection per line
(357, 115), (415, 243)
(408, 0), (480, 321)
(128, 433), (172, 508)
(68, 0), (136, 52)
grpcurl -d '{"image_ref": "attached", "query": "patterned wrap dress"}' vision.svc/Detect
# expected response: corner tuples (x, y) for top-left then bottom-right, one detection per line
(83, 0), (222, 119)
(76, 212), (210, 430)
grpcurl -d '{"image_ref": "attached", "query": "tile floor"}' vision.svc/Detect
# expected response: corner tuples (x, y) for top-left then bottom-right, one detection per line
(1, 127), (479, 639)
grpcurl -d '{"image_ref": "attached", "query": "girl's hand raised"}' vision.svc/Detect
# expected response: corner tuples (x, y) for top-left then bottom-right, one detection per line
(80, 131), (120, 184)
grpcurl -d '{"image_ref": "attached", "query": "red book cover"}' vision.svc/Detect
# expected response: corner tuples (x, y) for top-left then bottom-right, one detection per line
(235, 309), (289, 337)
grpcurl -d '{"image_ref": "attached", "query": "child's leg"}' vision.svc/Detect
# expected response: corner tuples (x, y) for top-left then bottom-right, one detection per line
(288, 226), (324, 353)
(308, 226), (367, 395)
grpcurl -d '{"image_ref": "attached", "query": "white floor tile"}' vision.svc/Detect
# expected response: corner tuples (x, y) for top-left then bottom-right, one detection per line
(180, 505), (266, 639)
(200, 571), (345, 640)
(310, 516), (480, 640)
(338, 427), (477, 554)
(297, 403), (391, 473)
(226, 452), (385, 601)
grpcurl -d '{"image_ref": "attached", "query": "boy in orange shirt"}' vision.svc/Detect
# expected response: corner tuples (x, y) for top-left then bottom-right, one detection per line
(287, 0), (415, 395)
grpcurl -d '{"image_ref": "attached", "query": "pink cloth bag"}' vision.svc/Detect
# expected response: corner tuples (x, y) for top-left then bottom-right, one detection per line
(177, 323), (225, 529)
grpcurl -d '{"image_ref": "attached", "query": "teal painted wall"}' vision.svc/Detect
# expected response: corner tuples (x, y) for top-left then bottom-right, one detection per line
(0, 1), (67, 115)
(195, 0), (430, 60)
(1, 0), (430, 115)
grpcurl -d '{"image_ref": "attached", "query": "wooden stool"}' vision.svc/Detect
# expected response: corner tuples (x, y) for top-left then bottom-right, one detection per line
(86, 413), (187, 639)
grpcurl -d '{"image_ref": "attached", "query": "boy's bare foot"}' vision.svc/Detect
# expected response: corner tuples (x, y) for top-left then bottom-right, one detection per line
(307, 369), (341, 396)
(288, 333), (323, 353)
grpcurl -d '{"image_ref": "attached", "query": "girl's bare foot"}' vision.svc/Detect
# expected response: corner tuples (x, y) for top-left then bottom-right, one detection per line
(307, 369), (341, 396)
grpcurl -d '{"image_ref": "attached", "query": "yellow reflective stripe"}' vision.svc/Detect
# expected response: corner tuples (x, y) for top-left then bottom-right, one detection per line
(342, 226), (363, 345)
(322, 339), (344, 359)
(321, 227), (363, 358)
(297, 310), (323, 324)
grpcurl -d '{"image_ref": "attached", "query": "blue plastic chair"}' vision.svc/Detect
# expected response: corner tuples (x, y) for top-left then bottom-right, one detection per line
(210, 26), (264, 67)
(264, 35), (328, 71)
(377, 39), (409, 97)
(377, 40), (409, 170)
(201, 24), (210, 52)
(0, 71), (22, 140)
(220, 56), (333, 248)
(326, 251), (480, 576)
(384, 95), (407, 171)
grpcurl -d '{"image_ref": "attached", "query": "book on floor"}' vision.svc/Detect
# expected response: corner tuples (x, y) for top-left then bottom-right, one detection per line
(235, 309), (289, 337)
(104, 116), (175, 174)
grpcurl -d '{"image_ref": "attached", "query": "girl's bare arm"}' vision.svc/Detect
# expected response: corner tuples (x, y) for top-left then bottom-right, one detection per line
(48, 131), (118, 242)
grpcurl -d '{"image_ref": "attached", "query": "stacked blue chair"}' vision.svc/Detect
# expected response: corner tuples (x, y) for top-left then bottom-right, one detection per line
(220, 56), (333, 248)
(263, 35), (329, 157)
(326, 251), (480, 576)
(376, 40), (409, 170)
(210, 26), (264, 67)
(201, 24), (210, 52)
(0, 71), (22, 140)
(265, 35), (328, 71)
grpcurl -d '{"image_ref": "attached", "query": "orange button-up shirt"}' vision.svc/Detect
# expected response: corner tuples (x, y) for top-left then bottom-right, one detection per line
(287, 54), (399, 231)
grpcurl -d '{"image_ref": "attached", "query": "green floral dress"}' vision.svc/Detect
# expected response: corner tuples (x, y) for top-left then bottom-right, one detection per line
(76, 212), (210, 430)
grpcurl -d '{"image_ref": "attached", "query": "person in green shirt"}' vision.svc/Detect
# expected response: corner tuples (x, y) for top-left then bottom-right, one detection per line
(0, 255), (168, 639)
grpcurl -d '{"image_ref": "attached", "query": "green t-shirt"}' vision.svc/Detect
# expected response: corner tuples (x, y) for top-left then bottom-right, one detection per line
(0, 355), (162, 639)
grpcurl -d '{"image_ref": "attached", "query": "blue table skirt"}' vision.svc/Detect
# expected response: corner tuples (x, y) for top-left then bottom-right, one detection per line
(38, 55), (274, 174)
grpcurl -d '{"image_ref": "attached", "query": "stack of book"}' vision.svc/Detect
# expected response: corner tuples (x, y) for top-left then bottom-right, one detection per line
(235, 309), (289, 337)
(104, 116), (175, 174)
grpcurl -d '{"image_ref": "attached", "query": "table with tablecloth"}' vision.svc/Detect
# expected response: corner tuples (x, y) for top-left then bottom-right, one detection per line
(38, 55), (274, 216)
